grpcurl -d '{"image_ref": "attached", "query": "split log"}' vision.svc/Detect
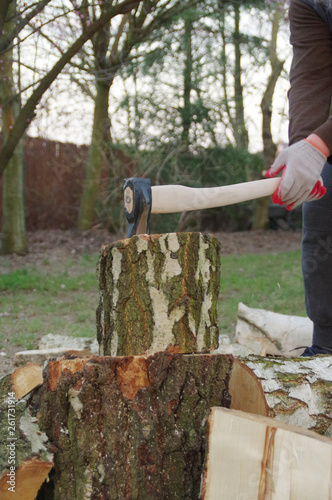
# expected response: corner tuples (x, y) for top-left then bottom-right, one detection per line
(0, 368), (53, 500)
(229, 355), (332, 436)
(35, 352), (232, 499)
(236, 302), (313, 355)
(10, 363), (43, 400)
(202, 407), (332, 500)
(96, 232), (221, 356)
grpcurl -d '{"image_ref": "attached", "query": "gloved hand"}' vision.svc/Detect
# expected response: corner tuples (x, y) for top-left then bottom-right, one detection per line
(265, 139), (327, 211)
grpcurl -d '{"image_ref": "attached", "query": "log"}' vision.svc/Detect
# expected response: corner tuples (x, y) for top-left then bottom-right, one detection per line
(229, 355), (332, 437)
(10, 363), (43, 400)
(235, 302), (313, 355)
(35, 352), (232, 499)
(2, 353), (331, 498)
(202, 407), (332, 500)
(0, 369), (53, 500)
(96, 232), (221, 356)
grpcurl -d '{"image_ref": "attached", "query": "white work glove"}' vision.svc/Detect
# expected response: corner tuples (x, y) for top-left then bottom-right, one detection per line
(265, 140), (327, 211)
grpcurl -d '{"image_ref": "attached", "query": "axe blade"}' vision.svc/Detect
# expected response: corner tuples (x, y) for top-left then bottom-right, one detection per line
(123, 177), (152, 238)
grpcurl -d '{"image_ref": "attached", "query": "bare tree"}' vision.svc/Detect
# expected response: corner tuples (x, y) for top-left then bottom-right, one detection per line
(77, 0), (196, 230)
(0, 0), (140, 253)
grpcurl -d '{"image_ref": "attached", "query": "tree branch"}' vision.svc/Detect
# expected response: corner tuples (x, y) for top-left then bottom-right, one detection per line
(0, 0), (140, 176)
(0, 0), (53, 54)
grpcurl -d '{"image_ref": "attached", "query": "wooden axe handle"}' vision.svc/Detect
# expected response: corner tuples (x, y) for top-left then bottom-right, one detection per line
(151, 177), (280, 214)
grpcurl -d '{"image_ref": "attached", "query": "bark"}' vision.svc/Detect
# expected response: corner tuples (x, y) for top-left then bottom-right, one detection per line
(229, 355), (332, 437)
(1, 353), (331, 497)
(0, 0), (28, 254)
(0, 367), (53, 500)
(35, 352), (232, 500)
(96, 233), (221, 356)
(203, 407), (332, 499)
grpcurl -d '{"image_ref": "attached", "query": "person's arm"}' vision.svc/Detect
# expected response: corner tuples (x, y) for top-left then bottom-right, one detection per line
(288, 0), (332, 162)
(265, 0), (332, 210)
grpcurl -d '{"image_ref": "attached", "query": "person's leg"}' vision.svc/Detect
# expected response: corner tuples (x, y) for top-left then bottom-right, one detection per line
(302, 161), (332, 355)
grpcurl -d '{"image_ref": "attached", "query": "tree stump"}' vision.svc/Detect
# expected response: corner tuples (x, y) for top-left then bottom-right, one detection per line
(2, 353), (332, 498)
(229, 355), (332, 437)
(96, 232), (221, 356)
(36, 352), (232, 500)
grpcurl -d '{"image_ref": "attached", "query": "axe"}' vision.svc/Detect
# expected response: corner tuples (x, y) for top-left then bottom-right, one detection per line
(123, 176), (280, 238)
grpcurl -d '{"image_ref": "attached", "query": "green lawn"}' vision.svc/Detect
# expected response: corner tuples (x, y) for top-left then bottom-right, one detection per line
(219, 250), (305, 340)
(0, 249), (306, 350)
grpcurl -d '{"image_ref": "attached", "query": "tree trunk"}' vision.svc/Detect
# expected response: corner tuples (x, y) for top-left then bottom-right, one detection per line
(0, 0), (28, 255)
(233, 2), (248, 150)
(229, 355), (332, 437)
(96, 232), (221, 356)
(181, 15), (193, 146)
(203, 407), (332, 500)
(36, 352), (232, 500)
(78, 80), (111, 230)
(253, 8), (284, 230)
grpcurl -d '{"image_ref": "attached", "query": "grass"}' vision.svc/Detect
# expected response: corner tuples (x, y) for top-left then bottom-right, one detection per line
(0, 249), (306, 351)
(219, 250), (305, 339)
(0, 253), (100, 350)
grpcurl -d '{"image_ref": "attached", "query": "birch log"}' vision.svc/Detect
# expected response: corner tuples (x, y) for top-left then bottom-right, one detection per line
(35, 352), (232, 500)
(0, 366), (53, 500)
(235, 302), (313, 355)
(96, 232), (221, 356)
(202, 407), (332, 500)
(229, 355), (332, 436)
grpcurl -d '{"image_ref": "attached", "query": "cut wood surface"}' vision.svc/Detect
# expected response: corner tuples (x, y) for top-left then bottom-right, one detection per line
(11, 363), (43, 400)
(229, 355), (332, 436)
(35, 352), (232, 499)
(97, 232), (221, 356)
(0, 371), (53, 500)
(202, 407), (332, 500)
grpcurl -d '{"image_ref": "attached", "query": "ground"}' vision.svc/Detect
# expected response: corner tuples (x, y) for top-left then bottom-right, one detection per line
(0, 228), (303, 376)
(0, 228), (303, 270)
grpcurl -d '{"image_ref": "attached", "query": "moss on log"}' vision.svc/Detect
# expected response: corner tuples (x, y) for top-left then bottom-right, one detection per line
(37, 352), (232, 499)
(96, 233), (221, 356)
(230, 355), (332, 437)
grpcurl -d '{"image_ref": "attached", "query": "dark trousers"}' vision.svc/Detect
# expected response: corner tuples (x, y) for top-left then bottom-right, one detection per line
(302, 162), (332, 348)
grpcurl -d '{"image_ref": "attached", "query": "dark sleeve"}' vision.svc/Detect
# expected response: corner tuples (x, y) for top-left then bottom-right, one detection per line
(288, 0), (332, 162)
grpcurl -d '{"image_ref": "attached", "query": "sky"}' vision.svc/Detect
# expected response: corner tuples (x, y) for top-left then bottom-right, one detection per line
(25, 4), (293, 153)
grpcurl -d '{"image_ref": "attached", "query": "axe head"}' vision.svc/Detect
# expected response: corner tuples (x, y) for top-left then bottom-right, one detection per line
(123, 177), (152, 238)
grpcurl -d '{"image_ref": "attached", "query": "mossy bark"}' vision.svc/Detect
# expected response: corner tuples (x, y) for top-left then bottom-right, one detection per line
(97, 232), (221, 356)
(230, 355), (332, 437)
(36, 352), (232, 500)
